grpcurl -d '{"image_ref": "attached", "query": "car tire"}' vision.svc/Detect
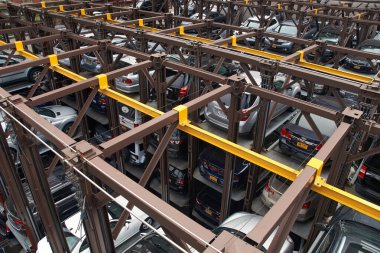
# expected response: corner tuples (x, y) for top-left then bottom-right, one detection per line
(28, 68), (44, 83)
(140, 217), (154, 231)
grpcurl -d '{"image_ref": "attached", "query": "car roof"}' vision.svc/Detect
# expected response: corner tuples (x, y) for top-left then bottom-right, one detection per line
(331, 206), (380, 231)
(358, 39), (380, 48)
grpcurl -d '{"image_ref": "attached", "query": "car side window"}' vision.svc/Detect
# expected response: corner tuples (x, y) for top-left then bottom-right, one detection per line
(79, 238), (89, 252)
(39, 108), (56, 118)
(269, 19), (277, 26)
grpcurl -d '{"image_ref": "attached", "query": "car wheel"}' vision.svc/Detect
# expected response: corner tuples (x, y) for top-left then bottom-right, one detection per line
(62, 122), (74, 135)
(140, 217), (154, 231)
(28, 68), (44, 83)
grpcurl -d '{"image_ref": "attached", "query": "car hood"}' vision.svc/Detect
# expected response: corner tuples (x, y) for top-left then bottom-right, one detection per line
(346, 55), (371, 65)
(43, 106), (77, 118)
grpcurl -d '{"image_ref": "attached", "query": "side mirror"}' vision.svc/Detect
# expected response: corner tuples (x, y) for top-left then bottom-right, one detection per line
(315, 223), (329, 231)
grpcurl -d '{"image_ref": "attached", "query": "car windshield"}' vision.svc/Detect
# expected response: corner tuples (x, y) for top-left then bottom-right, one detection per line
(64, 231), (80, 251)
(33, 107), (56, 118)
(126, 234), (176, 253)
(360, 45), (380, 54)
(316, 221), (380, 253)
(107, 201), (124, 219)
(319, 31), (340, 43)
(245, 20), (260, 29)
(296, 113), (336, 137)
(274, 25), (297, 36)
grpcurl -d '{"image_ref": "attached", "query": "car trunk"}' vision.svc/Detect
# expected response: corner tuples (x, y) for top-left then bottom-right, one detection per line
(363, 155), (380, 192)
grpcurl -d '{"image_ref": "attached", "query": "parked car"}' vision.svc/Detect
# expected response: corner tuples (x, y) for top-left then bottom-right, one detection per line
(6, 166), (79, 252)
(91, 92), (108, 114)
(155, 162), (188, 194)
(233, 16), (279, 46)
(279, 96), (343, 160)
(0, 55), (45, 88)
(36, 196), (154, 253)
(81, 54), (135, 75)
(342, 39), (380, 74)
(355, 151), (380, 204)
(179, 0), (196, 16)
(261, 174), (319, 221)
(307, 206), (380, 253)
(138, 0), (164, 11)
(264, 20), (317, 54)
(193, 187), (241, 225)
(204, 71), (301, 135)
(198, 146), (250, 188)
(181, 12), (227, 35)
(6, 105), (78, 161)
(213, 212), (294, 252)
(125, 230), (176, 253)
(149, 129), (187, 158)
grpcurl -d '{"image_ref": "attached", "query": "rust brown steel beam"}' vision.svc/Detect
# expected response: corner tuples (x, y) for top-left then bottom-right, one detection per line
(26, 65), (49, 99)
(114, 15), (165, 25)
(27, 60), (153, 107)
(0, 25), (34, 33)
(60, 6), (106, 15)
(100, 85), (232, 156)
(12, 102), (77, 149)
(163, 60), (227, 84)
(108, 44), (151, 61)
(0, 34), (61, 51)
(87, 156), (216, 252)
(326, 44), (380, 60)
(157, 23), (206, 34)
(246, 166), (316, 249)
(212, 31), (258, 46)
(111, 123), (177, 239)
(245, 85), (341, 121)
(205, 231), (263, 253)
(281, 44), (320, 62)
(346, 146), (380, 163)
(0, 45), (100, 75)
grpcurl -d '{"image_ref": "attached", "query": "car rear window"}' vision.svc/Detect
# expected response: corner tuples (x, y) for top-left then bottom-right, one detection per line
(295, 113), (336, 137)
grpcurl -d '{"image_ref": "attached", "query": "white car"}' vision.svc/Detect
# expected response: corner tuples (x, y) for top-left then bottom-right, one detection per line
(36, 196), (154, 253)
(213, 212), (294, 253)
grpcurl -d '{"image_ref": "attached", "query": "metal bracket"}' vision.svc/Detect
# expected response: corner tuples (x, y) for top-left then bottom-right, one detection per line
(96, 74), (108, 89)
(48, 54), (59, 66)
(307, 157), (324, 187)
(173, 105), (190, 126)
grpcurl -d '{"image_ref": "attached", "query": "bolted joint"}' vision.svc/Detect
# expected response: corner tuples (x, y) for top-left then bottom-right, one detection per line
(150, 53), (166, 69)
(97, 39), (111, 50)
(204, 19), (213, 28)
(227, 75), (245, 96)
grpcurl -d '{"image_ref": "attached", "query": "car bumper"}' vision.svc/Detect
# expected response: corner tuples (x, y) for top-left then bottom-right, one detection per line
(342, 64), (375, 74)
(204, 111), (252, 135)
(268, 44), (293, 53)
(115, 82), (140, 93)
(193, 206), (219, 225)
(199, 166), (241, 187)
(279, 138), (315, 161)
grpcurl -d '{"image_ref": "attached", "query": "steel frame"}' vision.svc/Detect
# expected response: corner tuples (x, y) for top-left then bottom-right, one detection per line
(1, 2), (380, 252)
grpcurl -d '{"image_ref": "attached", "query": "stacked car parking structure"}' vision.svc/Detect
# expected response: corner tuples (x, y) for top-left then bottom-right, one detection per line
(0, 0), (380, 252)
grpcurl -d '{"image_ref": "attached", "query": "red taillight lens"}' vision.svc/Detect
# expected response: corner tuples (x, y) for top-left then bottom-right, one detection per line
(179, 86), (189, 98)
(133, 122), (139, 128)
(123, 78), (132, 85)
(358, 165), (367, 180)
(241, 113), (251, 121)
(264, 181), (274, 195)
(302, 201), (311, 209)
(5, 225), (10, 233)
(316, 143), (323, 150)
(176, 179), (185, 185)
(99, 98), (107, 104)
(280, 127), (291, 140)
(14, 218), (24, 225)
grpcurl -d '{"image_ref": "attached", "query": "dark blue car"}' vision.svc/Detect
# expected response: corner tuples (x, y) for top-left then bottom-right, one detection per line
(198, 146), (250, 188)
(342, 39), (380, 74)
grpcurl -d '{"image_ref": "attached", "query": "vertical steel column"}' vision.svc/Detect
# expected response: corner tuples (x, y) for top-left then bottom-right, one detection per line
(220, 77), (243, 222)
(11, 118), (70, 253)
(153, 54), (170, 202)
(243, 65), (276, 211)
(0, 122), (39, 251)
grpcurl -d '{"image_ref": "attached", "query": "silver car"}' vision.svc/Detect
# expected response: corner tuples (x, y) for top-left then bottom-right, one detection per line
(0, 55), (44, 86)
(260, 174), (319, 222)
(6, 105), (77, 160)
(213, 211), (294, 253)
(204, 71), (302, 135)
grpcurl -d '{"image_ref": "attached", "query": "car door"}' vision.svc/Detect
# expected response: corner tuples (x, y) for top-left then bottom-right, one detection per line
(0, 58), (25, 84)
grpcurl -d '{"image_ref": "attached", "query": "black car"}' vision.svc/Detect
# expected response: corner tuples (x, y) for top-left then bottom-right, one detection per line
(156, 163), (188, 194)
(342, 39), (380, 74)
(265, 20), (317, 54)
(91, 123), (112, 145)
(125, 231), (176, 253)
(198, 146), (250, 188)
(279, 96), (344, 160)
(139, 0), (164, 11)
(149, 129), (187, 158)
(91, 93), (107, 114)
(193, 187), (240, 225)
(355, 151), (380, 204)
(308, 206), (380, 253)
(6, 166), (79, 238)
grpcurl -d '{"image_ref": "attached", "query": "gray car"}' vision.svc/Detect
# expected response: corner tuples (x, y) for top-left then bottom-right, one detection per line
(204, 71), (301, 135)
(213, 212), (294, 253)
(0, 55), (44, 87)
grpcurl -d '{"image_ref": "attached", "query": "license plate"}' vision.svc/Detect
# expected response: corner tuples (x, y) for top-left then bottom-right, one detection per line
(272, 44), (277, 48)
(209, 175), (217, 183)
(353, 65), (361, 69)
(205, 208), (212, 216)
(86, 58), (91, 64)
(296, 141), (308, 150)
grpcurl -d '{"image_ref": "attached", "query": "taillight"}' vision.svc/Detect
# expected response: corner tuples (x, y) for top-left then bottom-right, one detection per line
(358, 165), (367, 180)
(316, 143), (323, 150)
(14, 218), (24, 226)
(264, 181), (274, 195)
(169, 140), (174, 144)
(241, 113), (251, 122)
(179, 86), (188, 98)
(302, 201), (311, 209)
(99, 98), (107, 104)
(5, 225), (10, 233)
(122, 78), (132, 85)
(280, 127), (292, 140)
(176, 179), (185, 185)
(133, 122), (139, 128)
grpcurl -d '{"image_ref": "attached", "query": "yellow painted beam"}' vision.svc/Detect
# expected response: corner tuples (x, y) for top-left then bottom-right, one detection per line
(49, 66), (87, 82)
